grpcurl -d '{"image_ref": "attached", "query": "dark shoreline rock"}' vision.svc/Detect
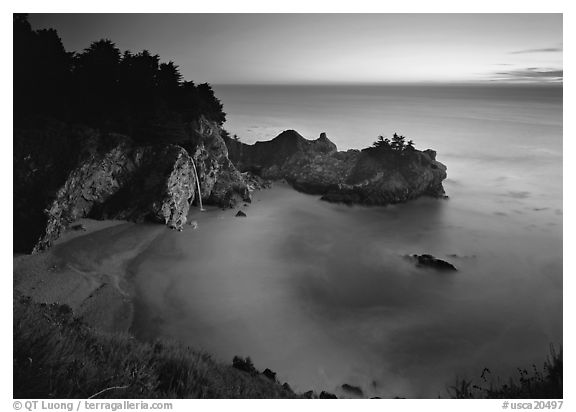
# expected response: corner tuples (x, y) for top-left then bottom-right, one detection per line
(302, 390), (316, 399)
(243, 171), (272, 191)
(342, 383), (364, 396)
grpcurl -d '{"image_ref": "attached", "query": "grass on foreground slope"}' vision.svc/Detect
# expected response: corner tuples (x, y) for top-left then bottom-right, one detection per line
(14, 292), (562, 399)
(13, 294), (299, 399)
(447, 345), (562, 399)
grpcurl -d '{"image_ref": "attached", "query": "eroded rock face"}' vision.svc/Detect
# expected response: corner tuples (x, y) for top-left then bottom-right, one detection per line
(32, 136), (196, 252)
(190, 117), (251, 208)
(225, 131), (448, 206)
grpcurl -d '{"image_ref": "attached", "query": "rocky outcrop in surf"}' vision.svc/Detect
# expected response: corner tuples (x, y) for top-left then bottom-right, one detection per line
(224, 130), (448, 206)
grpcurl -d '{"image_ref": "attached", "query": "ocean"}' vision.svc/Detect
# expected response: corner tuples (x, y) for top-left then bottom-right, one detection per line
(125, 84), (562, 397)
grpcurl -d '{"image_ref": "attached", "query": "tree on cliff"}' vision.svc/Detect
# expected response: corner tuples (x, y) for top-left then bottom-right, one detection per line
(73, 39), (122, 125)
(158, 61), (183, 101)
(13, 14), (73, 117)
(13, 14), (227, 140)
(370, 133), (413, 154)
(391, 133), (406, 151)
(373, 135), (392, 150)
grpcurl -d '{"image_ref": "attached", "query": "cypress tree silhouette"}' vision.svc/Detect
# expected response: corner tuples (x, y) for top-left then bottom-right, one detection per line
(14, 14), (227, 142)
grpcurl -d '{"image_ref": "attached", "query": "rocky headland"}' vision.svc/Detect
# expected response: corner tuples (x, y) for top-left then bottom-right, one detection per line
(225, 130), (447, 205)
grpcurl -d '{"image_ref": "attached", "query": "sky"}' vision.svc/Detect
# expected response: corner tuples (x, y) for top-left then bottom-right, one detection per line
(29, 14), (563, 85)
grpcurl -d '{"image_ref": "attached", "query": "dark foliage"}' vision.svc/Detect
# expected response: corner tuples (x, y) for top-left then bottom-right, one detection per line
(262, 368), (277, 382)
(232, 356), (258, 375)
(13, 14), (226, 143)
(13, 119), (103, 252)
(361, 133), (417, 172)
(369, 133), (415, 153)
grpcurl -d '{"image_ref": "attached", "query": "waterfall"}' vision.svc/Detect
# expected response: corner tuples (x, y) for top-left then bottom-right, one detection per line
(191, 157), (205, 212)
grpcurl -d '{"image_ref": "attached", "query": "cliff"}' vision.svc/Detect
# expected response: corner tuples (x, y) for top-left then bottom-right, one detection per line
(14, 117), (250, 253)
(189, 117), (251, 207)
(225, 131), (447, 205)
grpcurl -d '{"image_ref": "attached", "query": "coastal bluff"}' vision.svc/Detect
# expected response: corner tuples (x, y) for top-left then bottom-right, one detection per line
(225, 130), (448, 205)
(14, 117), (250, 253)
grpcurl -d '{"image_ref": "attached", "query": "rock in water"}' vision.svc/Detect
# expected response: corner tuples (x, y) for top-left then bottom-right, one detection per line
(223, 130), (448, 206)
(320, 391), (338, 399)
(411, 254), (457, 271)
(235, 210), (247, 217)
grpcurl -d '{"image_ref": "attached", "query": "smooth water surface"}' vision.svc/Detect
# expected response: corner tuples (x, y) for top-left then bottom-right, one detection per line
(127, 84), (562, 397)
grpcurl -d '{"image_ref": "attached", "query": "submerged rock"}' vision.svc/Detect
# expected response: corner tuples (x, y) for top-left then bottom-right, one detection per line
(411, 254), (458, 271)
(235, 210), (247, 217)
(320, 391), (338, 399)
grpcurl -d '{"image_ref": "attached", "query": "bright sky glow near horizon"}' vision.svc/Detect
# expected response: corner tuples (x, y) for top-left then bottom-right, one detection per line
(29, 13), (563, 85)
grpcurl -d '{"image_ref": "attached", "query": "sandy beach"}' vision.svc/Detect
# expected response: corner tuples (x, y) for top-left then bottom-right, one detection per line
(14, 218), (166, 333)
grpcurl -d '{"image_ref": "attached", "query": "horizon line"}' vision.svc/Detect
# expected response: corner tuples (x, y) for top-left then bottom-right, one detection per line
(212, 81), (563, 87)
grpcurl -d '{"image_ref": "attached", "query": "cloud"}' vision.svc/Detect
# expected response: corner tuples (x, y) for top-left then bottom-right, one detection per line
(510, 47), (562, 54)
(491, 67), (563, 83)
